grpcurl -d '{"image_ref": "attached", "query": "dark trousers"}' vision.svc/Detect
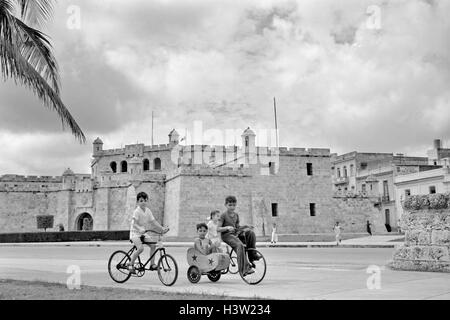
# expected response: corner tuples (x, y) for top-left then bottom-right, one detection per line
(222, 230), (257, 273)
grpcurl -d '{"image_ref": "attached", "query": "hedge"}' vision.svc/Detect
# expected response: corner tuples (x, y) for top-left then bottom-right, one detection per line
(0, 230), (129, 243)
(403, 193), (450, 211)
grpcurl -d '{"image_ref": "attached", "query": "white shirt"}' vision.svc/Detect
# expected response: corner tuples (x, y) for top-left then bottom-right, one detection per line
(334, 225), (342, 235)
(130, 206), (156, 239)
(206, 220), (221, 244)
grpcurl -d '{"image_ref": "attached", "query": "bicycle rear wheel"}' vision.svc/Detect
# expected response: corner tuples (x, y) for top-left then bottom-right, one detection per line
(157, 254), (178, 286)
(240, 249), (266, 285)
(108, 250), (132, 283)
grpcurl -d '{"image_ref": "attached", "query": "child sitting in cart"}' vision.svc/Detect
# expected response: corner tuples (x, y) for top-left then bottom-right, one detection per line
(206, 210), (224, 252)
(194, 223), (221, 255)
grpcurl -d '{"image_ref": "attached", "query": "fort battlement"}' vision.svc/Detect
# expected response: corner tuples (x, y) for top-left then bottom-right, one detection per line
(278, 147), (330, 156)
(0, 175), (62, 183)
(166, 166), (252, 181)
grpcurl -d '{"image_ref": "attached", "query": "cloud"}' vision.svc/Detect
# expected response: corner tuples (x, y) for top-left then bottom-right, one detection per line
(0, 0), (449, 175)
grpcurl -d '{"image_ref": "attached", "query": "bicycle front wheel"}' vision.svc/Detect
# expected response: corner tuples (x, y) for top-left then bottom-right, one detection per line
(157, 254), (178, 286)
(108, 250), (132, 283)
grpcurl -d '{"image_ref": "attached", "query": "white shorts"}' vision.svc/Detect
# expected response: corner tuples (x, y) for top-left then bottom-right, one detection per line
(130, 234), (158, 250)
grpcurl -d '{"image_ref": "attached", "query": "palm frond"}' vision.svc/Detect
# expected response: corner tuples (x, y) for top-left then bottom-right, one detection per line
(1, 38), (86, 142)
(14, 17), (60, 93)
(0, 1), (85, 143)
(16, 0), (53, 27)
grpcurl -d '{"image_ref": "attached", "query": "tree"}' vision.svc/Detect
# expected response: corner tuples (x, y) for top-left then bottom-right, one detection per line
(37, 215), (54, 232)
(0, 0), (85, 143)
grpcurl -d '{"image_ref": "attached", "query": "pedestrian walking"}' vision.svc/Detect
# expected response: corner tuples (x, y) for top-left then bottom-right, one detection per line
(271, 223), (278, 244)
(333, 222), (342, 245)
(366, 220), (372, 236)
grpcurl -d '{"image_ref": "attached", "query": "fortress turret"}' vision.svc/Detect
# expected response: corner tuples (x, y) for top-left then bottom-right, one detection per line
(242, 127), (257, 165)
(93, 137), (103, 156)
(62, 168), (75, 189)
(169, 129), (180, 146)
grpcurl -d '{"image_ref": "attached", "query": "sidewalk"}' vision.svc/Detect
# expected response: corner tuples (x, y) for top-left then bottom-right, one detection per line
(0, 235), (405, 248)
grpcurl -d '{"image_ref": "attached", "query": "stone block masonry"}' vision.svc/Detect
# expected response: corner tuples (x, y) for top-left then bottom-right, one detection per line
(390, 208), (450, 272)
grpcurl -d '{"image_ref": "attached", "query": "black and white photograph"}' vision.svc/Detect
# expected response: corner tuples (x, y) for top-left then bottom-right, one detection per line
(0, 0), (449, 306)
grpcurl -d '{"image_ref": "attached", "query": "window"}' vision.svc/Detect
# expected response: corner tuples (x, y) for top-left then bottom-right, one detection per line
(309, 203), (316, 217)
(405, 189), (411, 197)
(343, 166), (347, 177)
(154, 158), (161, 171)
(362, 184), (366, 192)
(337, 168), (341, 178)
(121, 161), (128, 173)
(383, 180), (389, 197)
(271, 203), (278, 217)
(143, 159), (150, 171)
(245, 137), (249, 147)
(360, 162), (367, 169)
(110, 162), (117, 173)
(429, 186), (436, 194)
(307, 163), (313, 176)
(350, 164), (354, 176)
(269, 162), (276, 175)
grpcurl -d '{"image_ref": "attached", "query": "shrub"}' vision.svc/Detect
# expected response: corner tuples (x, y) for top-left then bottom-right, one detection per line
(403, 195), (422, 210)
(428, 193), (448, 209)
(36, 215), (54, 232)
(419, 195), (430, 209)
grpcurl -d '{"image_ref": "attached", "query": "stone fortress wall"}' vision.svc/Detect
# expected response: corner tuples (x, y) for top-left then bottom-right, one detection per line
(0, 128), (386, 236)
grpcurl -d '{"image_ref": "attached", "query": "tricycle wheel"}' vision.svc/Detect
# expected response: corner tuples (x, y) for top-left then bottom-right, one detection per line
(207, 270), (221, 282)
(187, 266), (201, 284)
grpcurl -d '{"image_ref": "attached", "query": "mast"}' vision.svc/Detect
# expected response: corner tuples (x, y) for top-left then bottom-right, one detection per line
(151, 110), (154, 146)
(274, 97), (279, 148)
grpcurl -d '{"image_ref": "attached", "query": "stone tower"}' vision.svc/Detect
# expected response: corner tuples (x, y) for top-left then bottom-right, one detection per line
(169, 129), (180, 146)
(93, 137), (103, 156)
(242, 127), (256, 164)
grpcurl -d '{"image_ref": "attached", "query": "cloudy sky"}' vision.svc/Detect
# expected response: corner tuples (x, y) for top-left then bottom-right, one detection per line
(0, 0), (449, 175)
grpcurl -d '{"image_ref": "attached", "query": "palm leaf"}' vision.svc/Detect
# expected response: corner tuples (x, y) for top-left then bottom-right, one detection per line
(0, 1), (86, 143)
(17, 0), (53, 27)
(14, 17), (60, 93)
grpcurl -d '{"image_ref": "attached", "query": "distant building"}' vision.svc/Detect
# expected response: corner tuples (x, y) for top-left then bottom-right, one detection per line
(427, 139), (450, 167)
(331, 150), (439, 231)
(394, 167), (450, 219)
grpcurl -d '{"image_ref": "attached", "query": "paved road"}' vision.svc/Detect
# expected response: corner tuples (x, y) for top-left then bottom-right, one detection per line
(0, 246), (449, 300)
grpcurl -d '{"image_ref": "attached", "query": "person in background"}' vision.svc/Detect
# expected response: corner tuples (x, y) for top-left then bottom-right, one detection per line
(271, 223), (278, 244)
(366, 220), (373, 236)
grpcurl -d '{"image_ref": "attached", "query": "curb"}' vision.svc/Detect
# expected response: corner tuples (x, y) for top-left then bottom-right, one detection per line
(0, 242), (397, 249)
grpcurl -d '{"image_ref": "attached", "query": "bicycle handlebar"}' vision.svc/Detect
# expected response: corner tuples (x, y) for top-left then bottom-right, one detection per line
(144, 228), (170, 235)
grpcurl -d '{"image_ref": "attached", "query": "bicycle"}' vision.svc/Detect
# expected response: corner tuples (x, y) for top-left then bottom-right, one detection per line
(187, 241), (267, 285)
(108, 229), (178, 286)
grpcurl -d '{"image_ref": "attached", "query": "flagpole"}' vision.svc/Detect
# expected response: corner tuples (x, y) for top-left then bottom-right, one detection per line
(274, 97), (279, 148)
(151, 111), (154, 146)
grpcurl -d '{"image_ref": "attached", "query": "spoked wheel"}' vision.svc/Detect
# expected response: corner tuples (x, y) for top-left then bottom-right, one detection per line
(207, 270), (221, 282)
(239, 249), (267, 285)
(108, 250), (132, 283)
(187, 266), (201, 284)
(227, 250), (239, 274)
(157, 254), (178, 286)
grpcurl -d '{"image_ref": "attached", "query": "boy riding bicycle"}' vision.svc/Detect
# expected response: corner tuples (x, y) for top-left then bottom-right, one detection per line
(128, 192), (169, 274)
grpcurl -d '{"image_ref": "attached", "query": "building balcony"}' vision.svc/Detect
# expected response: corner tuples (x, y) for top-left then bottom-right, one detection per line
(333, 176), (349, 185)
